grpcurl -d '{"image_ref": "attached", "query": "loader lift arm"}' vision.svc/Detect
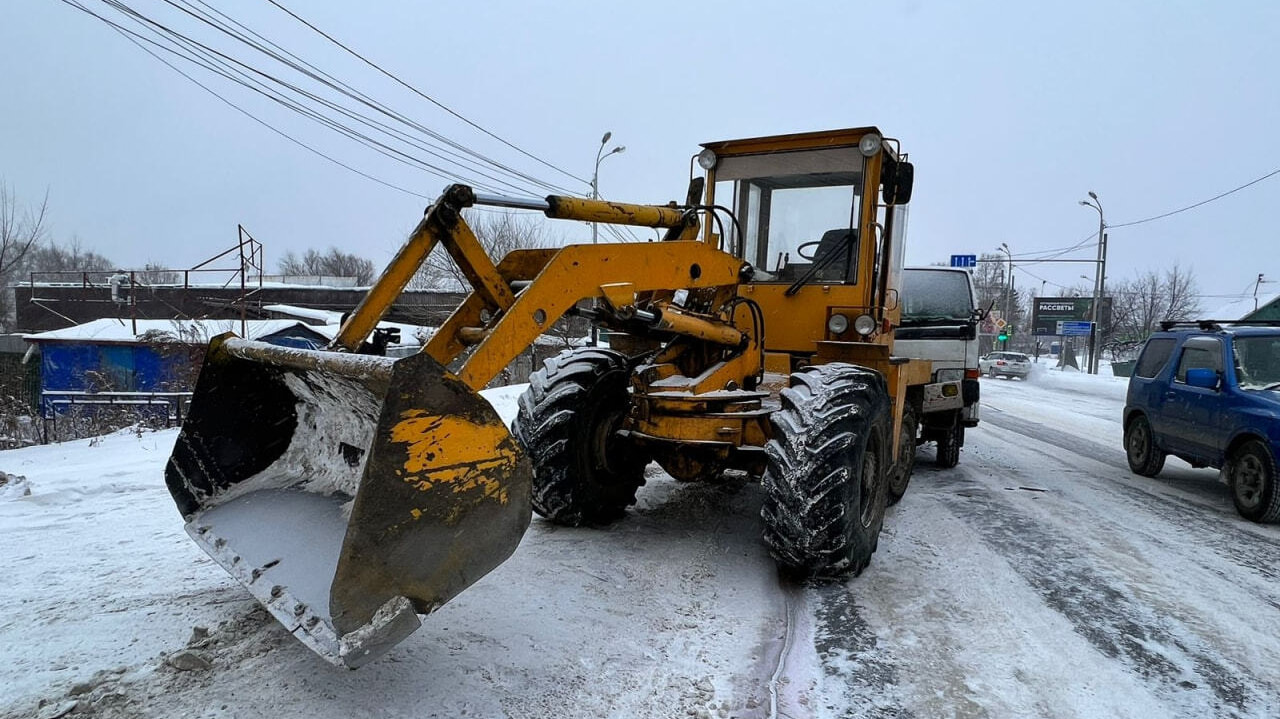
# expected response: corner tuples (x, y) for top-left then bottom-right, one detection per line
(335, 183), (743, 390)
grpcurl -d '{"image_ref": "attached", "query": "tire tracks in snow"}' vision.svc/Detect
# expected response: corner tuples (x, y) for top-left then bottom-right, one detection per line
(808, 582), (912, 719)
(982, 408), (1280, 587)
(950, 425), (1275, 718)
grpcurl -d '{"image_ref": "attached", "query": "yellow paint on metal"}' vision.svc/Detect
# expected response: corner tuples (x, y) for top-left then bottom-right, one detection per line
(388, 409), (519, 504)
(545, 196), (687, 227)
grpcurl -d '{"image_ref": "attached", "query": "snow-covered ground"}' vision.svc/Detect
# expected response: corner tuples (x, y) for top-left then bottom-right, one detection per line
(2, 372), (1278, 718)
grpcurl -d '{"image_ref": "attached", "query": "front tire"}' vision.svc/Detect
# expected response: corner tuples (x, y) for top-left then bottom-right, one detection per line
(1228, 439), (1280, 523)
(1124, 414), (1165, 477)
(761, 364), (890, 579)
(512, 348), (647, 526)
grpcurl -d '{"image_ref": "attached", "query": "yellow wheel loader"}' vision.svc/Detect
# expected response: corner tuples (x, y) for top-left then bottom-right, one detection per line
(165, 126), (962, 667)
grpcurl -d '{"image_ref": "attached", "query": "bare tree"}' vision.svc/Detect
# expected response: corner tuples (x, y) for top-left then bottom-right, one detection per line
(278, 247), (376, 284)
(1, 182), (52, 330)
(22, 237), (115, 275)
(1105, 263), (1201, 357)
(409, 210), (549, 291)
(0, 182), (48, 280)
(137, 261), (180, 285)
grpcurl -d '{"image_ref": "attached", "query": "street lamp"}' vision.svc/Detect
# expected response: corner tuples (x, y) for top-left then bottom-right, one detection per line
(1079, 191), (1107, 374)
(591, 131), (626, 244)
(997, 242), (1013, 349)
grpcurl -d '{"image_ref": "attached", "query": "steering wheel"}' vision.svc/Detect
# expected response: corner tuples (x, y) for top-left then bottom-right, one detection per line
(796, 240), (820, 260)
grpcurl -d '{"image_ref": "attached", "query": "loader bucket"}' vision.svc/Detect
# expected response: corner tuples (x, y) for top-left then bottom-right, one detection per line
(165, 334), (531, 668)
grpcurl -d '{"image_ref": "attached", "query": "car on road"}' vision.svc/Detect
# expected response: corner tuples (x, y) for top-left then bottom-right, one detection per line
(1123, 321), (1280, 522)
(979, 351), (1032, 380)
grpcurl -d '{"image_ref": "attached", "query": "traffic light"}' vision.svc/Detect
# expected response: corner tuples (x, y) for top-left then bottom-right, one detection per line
(998, 328), (1009, 343)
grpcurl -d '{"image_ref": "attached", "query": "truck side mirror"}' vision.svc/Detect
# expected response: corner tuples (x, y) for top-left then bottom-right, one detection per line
(882, 161), (914, 205)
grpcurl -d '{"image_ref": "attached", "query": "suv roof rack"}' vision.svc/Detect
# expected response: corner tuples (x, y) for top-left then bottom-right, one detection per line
(1158, 319), (1280, 331)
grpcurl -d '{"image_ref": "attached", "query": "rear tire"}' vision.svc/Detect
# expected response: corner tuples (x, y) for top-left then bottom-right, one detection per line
(1228, 439), (1280, 523)
(512, 348), (647, 526)
(761, 364), (890, 579)
(1124, 414), (1165, 477)
(886, 404), (918, 506)
(936, 418), (961, 468)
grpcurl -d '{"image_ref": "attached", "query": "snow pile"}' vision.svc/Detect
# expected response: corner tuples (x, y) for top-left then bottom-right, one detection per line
(1026, 362), (1130, 402)
(0, 470), (30, 499)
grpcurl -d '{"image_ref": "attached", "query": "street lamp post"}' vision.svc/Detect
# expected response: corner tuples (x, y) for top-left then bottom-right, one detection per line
(1079, 192), (1107, 375)
(997, 243), (1013, 350)
(591, 131), (626, 244)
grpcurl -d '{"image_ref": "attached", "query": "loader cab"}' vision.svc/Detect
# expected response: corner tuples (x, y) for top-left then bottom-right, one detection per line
(696, 127), (913, 351)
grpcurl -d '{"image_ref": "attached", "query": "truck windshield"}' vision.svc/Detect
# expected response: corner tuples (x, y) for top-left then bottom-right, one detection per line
(900, 269), (974, 324)
(1234, 336), (1280, 391)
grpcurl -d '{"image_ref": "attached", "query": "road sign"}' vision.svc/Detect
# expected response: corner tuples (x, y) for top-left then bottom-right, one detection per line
(1032, 297), (1112, 336)
(950, 254), (977, 268)
(1057, 320), (1094, 337)
(995, 318), (1007, 329)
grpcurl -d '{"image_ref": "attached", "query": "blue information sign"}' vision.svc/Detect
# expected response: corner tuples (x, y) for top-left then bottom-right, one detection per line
(1058, 320), (1094, 336)
(950, 254), (977, 268)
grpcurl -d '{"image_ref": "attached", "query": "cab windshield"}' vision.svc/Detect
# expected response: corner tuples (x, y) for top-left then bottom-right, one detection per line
(901, 269), (975, 324)
(1234, 336), (1280, 391)
(713, 147), (864, 284)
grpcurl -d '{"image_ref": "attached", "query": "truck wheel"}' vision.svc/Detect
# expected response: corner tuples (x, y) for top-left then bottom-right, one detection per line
(936, 418), (962, 468)
(761, 364), (890, 579)
(1227, 440), (1280, 523)
(886, 405), (918, 506)
(1124, 414), (1165, 477)
(513, 348), (647, 526)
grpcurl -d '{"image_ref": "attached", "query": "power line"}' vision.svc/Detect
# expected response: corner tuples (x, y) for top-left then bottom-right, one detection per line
(263, 0), (590, 189)
(59, 0), (431, 201)
(97, 0), (550, 196)
(169, 0), (553, 195)
(1110, 167), (1280, 228)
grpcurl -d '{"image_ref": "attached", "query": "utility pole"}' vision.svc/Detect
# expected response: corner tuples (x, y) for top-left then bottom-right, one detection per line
(1079, 192), (1106, 374)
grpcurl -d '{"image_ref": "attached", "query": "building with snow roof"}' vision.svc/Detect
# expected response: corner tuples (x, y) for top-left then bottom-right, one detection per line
(23, 319), (331, 440)
(1206, 291), (1280, 322)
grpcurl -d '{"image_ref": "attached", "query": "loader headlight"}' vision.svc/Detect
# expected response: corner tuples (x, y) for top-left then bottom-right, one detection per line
(827, 313), (849, 335)
(696, 148), (718, 170)
(858, 133), (882, 157)
(853, 313), (877, 336)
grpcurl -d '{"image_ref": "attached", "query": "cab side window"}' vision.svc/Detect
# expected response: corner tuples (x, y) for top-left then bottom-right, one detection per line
(1134, 338), (1176, 379)
(1173, 338), (1223, 383)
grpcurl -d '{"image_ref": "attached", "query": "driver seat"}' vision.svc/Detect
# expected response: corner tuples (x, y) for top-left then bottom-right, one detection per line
(811, 228), (857, 281)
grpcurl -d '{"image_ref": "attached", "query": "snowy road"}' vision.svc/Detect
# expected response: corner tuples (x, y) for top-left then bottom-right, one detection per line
(3, 372), (1279, 718)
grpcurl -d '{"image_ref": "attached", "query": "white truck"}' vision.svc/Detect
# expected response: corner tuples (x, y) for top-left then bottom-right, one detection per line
(894, 266), (982, 468)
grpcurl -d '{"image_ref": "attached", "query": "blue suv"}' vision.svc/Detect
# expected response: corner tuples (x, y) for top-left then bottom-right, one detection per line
(1123, 322), (1280, 522)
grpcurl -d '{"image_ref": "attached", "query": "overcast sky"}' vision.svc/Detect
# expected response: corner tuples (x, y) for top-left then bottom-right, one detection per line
(3, 0), (1278, 310)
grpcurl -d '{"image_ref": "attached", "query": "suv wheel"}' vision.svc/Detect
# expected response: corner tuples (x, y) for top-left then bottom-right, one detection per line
(1228, 440), (1280, 523)
(1124, 414), (1165, 477)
